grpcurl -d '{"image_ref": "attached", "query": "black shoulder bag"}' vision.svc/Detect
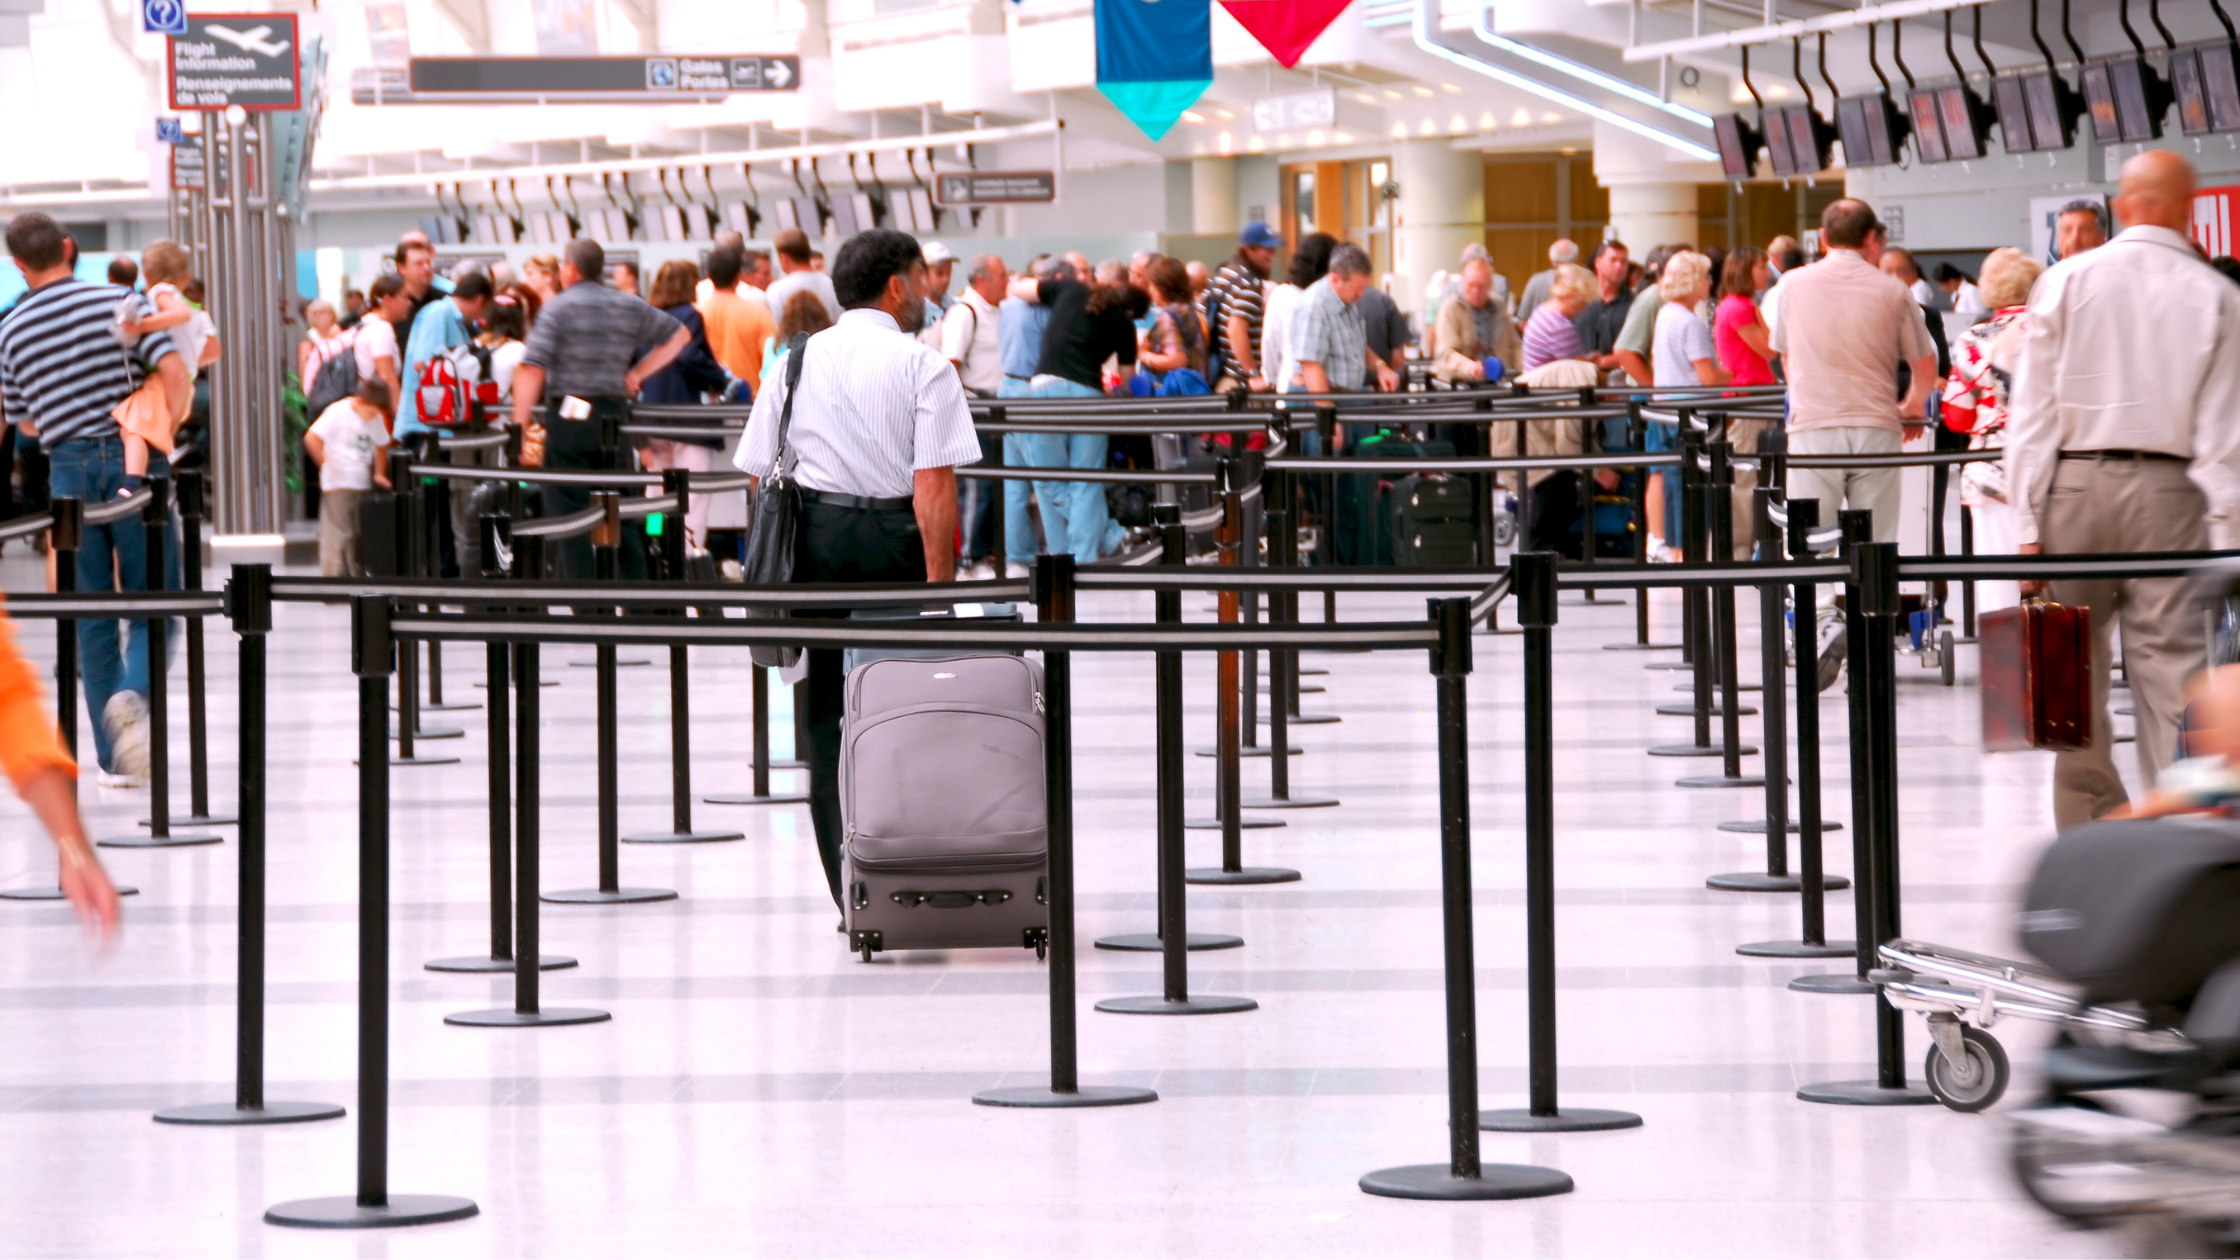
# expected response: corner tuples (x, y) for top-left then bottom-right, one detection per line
(744, 333), (810, 668)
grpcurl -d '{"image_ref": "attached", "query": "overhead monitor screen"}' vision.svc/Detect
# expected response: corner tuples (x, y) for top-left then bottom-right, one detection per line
(2200, 42), (2240, 131)
(1993, 74), (2033, 150)
(1763, 107), (1797, 176)
(1713, 112), (1756, 179)
(1909, 89), (1949, 161)
(2023, 70), (2069, 150)
(2082, 60), (2122, 144)
(1938, 85), (1985, 159)
(2109, 55), (2160, 141)
(2177, 47), (2213, 134)
(1835, 95), (1897, 166)
(1786, 106), (1824, 173)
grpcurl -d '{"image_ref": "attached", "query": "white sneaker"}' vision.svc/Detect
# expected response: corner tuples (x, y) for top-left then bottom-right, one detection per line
(962, 559), (996, 581)
(102, 690), (151, 782)
(1005, 563), (1031, 579)
(96, 768), (144, 790)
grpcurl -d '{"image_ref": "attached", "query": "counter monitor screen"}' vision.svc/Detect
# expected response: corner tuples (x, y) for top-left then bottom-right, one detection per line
(1836, 94), (1899, 166)
(1713, 112), (1759, 179)
(2082, 60), (2122, 144)
(2024, 69), (2071, 149)
(1938, 85), (1986, 159)
(1909, 88), (1949, 161)
(2109, 55), (2163, 141)
(2177, 47), (2213, 135)
(2198, 41), (2240, 131)
(1993, 75), (2034, 149)
(1763, 107), (1798, 175)
(1786, 105), (1827, 173)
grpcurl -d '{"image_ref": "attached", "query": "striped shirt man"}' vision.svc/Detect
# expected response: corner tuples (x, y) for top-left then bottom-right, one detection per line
(1207, 257), (1268, 376)
(0, 280), (176, 446)
(734, 307), (983, 499)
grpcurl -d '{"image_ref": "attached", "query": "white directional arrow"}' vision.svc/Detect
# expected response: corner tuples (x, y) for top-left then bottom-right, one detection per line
(766, 58), (793, 88)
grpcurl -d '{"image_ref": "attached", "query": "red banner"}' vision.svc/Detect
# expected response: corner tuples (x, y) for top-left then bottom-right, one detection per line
(1219, 0), (1351, 69)
(2195, 185), (2240, 258)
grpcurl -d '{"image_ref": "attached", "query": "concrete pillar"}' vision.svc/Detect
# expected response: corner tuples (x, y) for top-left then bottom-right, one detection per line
(1192, 157), (1238, 237)
(1391, 138), (1482, 324)
(1607, 183), (1699, 253)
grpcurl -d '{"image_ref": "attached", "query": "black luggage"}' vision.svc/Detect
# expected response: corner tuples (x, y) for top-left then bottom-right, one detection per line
(1388, 472), (1475, 567)
(2019, 817), (2240, 1004)
(1340, 432), (1454, 566)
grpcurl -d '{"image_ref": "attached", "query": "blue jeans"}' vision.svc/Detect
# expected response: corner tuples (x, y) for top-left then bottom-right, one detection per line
(1005, 430), (1068, 562)
(956, 433), (1001, 561)
(1644, 420), (1682, 542)
(1031, 377), (1124, 563)
(997, 377), (1043, 568)
(48, 437), (179, 773)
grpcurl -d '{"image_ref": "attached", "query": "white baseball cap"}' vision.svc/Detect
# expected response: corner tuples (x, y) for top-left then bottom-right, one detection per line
(922, 241), (957, 265)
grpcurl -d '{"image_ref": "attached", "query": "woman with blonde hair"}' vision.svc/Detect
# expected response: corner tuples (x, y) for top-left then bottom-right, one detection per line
(1520, 262), (1597, 371)
(1941, 246), (2043, 612)
(522, 253), (562, 305)
(1645, 250), (1726, 556)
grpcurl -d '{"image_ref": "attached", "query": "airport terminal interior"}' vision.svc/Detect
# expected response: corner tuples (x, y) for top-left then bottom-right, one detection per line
(6, 0), (2240, 1255)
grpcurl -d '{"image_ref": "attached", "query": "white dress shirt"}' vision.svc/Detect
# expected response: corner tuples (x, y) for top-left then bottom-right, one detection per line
(2005, 225), (2240, 548)
(939, 288), (1004, 397)
(734, 307), (984, 500)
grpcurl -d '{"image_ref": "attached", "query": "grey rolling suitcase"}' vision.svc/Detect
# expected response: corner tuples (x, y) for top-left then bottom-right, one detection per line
(840, 653), (1050, 962)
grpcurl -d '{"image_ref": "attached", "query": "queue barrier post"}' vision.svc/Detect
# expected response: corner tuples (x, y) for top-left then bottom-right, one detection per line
(1643, 409), (1701, 675)
(544, 494), (674, 905)
(1797, 539), (1933, 1107)
(1362, 594), (1574, 1201)
(976, 556), (1158, 1109)
(1482, 553), (1644, 1135)
(1738, 497), (1856, 955)
(1674, 439), (1764, 788)
(385, 452), (462, 767)
(265, 596), (481, 1228)
(1244, 472), (1336, 811)
(1648, 427), (1750, 757)
(1605, 401), (1677, 653)
(161, 468), (234, 826)
(625, 469), (744, 844)
(102, 478), (221, 848)
(154, 563), (345, 1125)
(428, 516), (575, 974)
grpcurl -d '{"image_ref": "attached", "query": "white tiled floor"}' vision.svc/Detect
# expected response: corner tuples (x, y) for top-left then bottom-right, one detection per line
(0, 563), (2151, 1257)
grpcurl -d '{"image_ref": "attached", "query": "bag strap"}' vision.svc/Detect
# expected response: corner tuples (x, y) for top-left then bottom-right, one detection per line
(771, 331), (809, 477)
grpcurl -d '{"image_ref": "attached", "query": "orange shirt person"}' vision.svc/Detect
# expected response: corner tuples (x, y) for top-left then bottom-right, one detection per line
(0, 603), (121, 936)
(698, 245), (775, 388)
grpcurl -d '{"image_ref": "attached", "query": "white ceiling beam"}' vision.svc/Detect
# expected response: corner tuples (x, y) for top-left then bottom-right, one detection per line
(1623, 0), (2000, 62)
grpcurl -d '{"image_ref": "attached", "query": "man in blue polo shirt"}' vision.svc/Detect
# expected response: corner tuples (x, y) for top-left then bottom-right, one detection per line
(399, 270), (492, 575)
(995, 255), (1064, 578)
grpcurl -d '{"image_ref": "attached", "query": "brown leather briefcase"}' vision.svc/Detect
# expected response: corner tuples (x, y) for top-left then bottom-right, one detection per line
(1981, 600), (2094, 752)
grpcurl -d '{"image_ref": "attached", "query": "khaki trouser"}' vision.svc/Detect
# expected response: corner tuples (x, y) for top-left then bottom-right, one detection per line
(2040, 455), (2209, 828)
(1725, 416), (1772, 560)
(1785, 425), (1904, 620)
(319, 488), (363, 577)
(1488, 415), (1583, 497)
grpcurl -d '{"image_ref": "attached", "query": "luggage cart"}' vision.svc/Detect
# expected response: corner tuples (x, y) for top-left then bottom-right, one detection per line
(1869, 939), (2158, 1112)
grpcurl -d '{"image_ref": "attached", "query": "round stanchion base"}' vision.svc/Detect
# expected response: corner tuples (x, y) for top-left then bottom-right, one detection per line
(1194, 745), (1303, 758)
(1094, 994), (1259, 1015)
(1795, 1079), (1936, 1107)
(413, 701), (483, 712)
(154, 1100), (345, 1126)
(1183, 816), (1285, 831)
(568, 656), (651, 669)
(1604, 641), (1681, 652)
(360, 754), (463, 768)
(1717, 818), (1843, 834)
(1675, 774), (1767, 789)
(1093, 932), (1243, 952)
(1789, 972), (1877, 995)
(1647, 743), (1756, 758)
(1675, 682), (1761, 694)
(444, 1006), (612, 1027)
(1706, 871), (1850, 892)
(771, 757), (807, 769)
(0, 884), (137, 900)
(424, 953), (576, 973)
(621, 828), (746, 844)
(1185, 866), (1301, 886)
(475, 680), (559, 689)
(389, 725), (464, 740)
(972, 1084), (1158, 1109)
(1736, 938), (1858, 959)
(137, 813), (236, 828)
(540, 887), (679, 905)
(1297, 667), (1328, 677)
(1655, 703), (1757, 717)
(1480, 1107), (1643, 1133)
(1240, 795), (1340, 810)
(1278, 713), (1342, 725)
(702, 791), (809, 806)
(97, 831), (223, 849)
(265, 1194), (479, 1229)
(1359, 1163), (1574, 1201)
(1644, 659), (1694, 671)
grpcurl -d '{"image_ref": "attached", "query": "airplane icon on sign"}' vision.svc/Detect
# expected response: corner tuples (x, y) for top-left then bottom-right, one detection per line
(206, 24), (292, 58)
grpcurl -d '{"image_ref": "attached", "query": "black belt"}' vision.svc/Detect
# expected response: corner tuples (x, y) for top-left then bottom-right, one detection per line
(801, 488), (915, 512)
(2060, 449), (2186, 461)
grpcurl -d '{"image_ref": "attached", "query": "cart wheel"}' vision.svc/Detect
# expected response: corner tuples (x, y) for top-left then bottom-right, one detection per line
(1924, 1026), (2009, 1112)
(1940, 630), (1956, 687)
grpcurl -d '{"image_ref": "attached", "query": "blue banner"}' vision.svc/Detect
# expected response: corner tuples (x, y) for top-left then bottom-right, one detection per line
(1094, 0), (1212, 141)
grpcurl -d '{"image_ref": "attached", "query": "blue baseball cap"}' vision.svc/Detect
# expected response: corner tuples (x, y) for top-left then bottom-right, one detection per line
(1240, 221), (1283, 249)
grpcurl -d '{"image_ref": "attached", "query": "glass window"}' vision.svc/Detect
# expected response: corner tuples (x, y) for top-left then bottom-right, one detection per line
(1293, 172), (1317, 234)
(1368, 161), (1390, 228)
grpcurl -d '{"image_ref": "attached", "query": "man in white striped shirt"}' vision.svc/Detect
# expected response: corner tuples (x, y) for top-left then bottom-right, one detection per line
(734, 227), (983, 910)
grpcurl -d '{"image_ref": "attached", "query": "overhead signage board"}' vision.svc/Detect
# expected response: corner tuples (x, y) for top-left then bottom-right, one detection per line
(168, 13), (302, 111)
(1251, 87), (1335, 133)
(171, 141), (206, 191)
(934, 171), (1057, 205)
(395, 55), (800, 103)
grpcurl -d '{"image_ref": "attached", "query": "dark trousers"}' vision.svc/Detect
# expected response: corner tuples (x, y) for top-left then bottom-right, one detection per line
(801, 499), (928, 907)
(541, 399), (646, 579)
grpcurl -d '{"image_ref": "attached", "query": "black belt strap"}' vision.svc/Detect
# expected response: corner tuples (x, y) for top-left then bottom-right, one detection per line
(2059, 449), (2187, 461)
(802, 488), (916, 512)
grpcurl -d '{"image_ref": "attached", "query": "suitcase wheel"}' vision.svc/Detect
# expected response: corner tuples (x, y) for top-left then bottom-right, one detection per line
(1025, 927), (1048, 962)
(850, 929), (883, 964)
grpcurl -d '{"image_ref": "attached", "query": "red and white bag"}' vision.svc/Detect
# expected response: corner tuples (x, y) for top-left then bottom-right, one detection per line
(415, 343), (499, 427)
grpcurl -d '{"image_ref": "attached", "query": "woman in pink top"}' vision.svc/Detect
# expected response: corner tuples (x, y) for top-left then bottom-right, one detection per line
(1713, 246), (1775, 387)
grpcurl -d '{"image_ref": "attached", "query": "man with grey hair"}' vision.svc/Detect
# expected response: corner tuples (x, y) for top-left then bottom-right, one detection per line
(1287, 242), (1398, 398)
(2056, 198), (2110, 261)
(1517, 238), (1579, 321)
(944, 253), (1009, 576)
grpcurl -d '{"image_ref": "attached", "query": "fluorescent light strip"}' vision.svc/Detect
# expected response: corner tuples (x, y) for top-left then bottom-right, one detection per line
(1411, 0), (1718, 161)
(1473, 1), (1712, 126)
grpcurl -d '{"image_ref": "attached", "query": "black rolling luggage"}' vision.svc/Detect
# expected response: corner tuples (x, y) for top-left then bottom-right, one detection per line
(1388, 472), (1475, 567)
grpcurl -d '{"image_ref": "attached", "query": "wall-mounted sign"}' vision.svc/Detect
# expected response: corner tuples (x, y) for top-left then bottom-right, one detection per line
(393, 55), (800, 103)
(934, 171), (1057, 205)
(168, 14), (301, 111)
(1251, 87), (1335, 132)
(140, 0), (186, 37)
(155, 116), (185, 144)
(171, 141), (206, 191)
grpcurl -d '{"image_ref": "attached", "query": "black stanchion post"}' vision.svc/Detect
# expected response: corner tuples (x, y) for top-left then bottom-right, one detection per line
(1604, 402), (1675, 653)
(1483, 553), (1643, 1134)
(1648, 429), (1753, 758)
(386, 458), (461, 768)
(1239, 451), (1263, 754)
(1095, 506), (1248, 962)
(627, 471), (743, 844)
(1792, 509), (1884, 994)
(1317, 402), (1337, 622)
(976, 556), (1158, 1109)
(155, 564), (344, 1125)
(1675, 439), (1763, 788)
(164, 469), (233, 826)
(103, 478), (220, 848)
(1740, 498), (1855, 954)
(1960, 505), (1978, 639)
(1797, 539), (1933, 1107)
(1362, 595), (1573, 1201)
(265, 597), (480, 1228)
(1645, 410), (1700, 675)
(1245, 473), (1336, 811)
(1187, 458), (1297, 878)
(546, 494), (675, 904)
